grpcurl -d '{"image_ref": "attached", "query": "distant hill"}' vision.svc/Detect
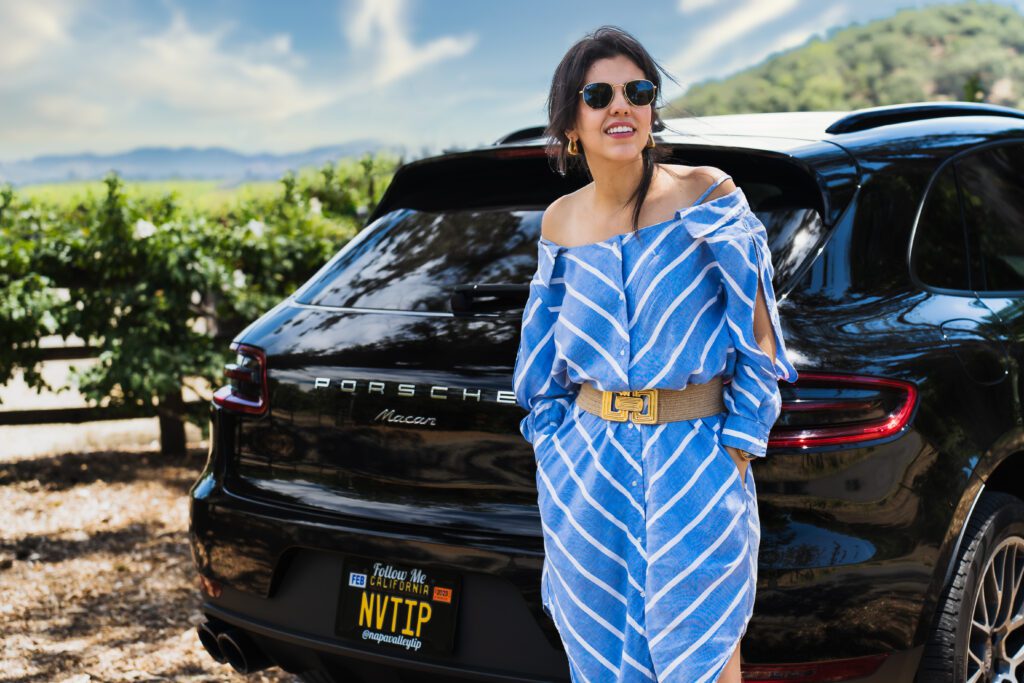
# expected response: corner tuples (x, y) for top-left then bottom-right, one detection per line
(0, 140), (391, 186)
(667, 1), (1024, 116)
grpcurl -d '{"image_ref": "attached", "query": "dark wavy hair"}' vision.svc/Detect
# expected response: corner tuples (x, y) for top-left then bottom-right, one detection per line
(545, 26), (675, 233)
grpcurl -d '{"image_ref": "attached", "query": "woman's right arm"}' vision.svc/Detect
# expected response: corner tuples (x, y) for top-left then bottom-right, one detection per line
(513, 206), (578, 446)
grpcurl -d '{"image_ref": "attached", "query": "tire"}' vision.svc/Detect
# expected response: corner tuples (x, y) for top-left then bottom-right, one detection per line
(919, 490), (1024, 682)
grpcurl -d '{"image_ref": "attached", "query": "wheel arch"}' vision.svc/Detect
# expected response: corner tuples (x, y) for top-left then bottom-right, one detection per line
(913, 433), (1024, 646)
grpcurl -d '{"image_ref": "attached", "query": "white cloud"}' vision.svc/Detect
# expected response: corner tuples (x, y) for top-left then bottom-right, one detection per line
(32, 94), (107, 127)
(0, 1), (78, 71)
(118, 12), (335, 122)
(244, 32), (307, 69)
(669, 0), (800, 78)
(761, 4), (849, 59)
(267, 34), (293, 56)
(345, 0), (477, 86)
(678, 0), (719, 14)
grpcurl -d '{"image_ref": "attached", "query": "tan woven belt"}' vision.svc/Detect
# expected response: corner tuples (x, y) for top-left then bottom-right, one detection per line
(575, 377), (725, 424)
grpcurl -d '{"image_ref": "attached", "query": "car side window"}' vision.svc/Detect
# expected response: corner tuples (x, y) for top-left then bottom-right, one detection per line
(956, 143), (1024, 293)
(914, 163), (971, 291)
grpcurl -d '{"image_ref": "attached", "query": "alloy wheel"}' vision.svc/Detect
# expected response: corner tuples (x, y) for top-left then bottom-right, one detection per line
(966, 536), (1024, 682)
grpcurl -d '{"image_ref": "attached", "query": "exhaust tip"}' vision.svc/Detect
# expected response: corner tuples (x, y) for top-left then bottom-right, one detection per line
(196, 621), (227, 664)
(216, 626), (273, 674)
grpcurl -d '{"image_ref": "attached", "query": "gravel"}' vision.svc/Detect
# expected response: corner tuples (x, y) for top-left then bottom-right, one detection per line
(0, 445), (300, 682)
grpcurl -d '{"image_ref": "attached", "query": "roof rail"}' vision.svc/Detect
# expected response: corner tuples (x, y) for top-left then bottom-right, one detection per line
(826, 101), (1024, 134)
(493, 125), (548, 146)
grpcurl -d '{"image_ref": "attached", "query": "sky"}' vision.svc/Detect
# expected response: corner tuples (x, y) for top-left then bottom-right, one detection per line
(1, 0), (1021, 162)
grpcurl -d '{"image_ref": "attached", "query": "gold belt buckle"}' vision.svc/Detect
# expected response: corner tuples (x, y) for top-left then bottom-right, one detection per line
(600, 389), (659, 424)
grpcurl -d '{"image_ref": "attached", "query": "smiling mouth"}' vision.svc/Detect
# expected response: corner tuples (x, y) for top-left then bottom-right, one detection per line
(605, 125), (636, 137)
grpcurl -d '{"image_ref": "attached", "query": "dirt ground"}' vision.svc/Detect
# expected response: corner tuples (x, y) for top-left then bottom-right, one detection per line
(0, 444), (301, 682)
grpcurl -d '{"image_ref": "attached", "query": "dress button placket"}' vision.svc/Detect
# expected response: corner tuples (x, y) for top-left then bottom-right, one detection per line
(619, 235), (650, 609)
(616, 238), (630, 378)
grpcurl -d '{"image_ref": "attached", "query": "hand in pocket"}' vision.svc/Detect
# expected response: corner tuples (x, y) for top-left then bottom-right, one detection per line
(724, 444), (751, 490)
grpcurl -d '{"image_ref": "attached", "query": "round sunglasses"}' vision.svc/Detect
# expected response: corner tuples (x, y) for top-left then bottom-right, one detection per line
(578, 79), (657, 109)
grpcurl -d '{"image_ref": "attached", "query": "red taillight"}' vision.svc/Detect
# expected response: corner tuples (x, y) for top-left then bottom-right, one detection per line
(212, 342), (268, 415)
(768, 372), (918, 449)
(742, 653), (888, 682)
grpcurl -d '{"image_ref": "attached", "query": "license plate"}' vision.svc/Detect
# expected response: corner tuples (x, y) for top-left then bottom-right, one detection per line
(336, 556), (461, 656)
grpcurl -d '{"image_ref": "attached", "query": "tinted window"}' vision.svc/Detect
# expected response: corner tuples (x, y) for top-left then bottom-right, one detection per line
(913, 164), (970, 291)
(957, 143), (1024, 292)
(294, 208), (543, 311)
(742, 181), (826, 287)
(295, 185), (824, 312)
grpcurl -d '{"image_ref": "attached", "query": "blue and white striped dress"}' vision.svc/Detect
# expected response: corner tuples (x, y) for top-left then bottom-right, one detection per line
(513, 174), (799, 682)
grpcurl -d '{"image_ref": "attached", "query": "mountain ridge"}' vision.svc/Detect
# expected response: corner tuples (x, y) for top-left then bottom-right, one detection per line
(0, 140), (390, 186)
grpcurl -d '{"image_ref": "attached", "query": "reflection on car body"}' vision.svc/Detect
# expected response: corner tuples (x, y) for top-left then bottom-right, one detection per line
(190, 102), (1024, 683)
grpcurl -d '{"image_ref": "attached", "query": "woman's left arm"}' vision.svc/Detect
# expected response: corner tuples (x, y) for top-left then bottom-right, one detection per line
(718, 205), (799, 459)
(725, 286), (779, 465)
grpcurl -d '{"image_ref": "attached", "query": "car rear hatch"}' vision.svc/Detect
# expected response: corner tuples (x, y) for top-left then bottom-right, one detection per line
(217, 143), (851, 536)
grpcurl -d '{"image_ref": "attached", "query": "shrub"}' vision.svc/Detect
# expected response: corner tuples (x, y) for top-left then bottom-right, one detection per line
(0, 152), (399, 454)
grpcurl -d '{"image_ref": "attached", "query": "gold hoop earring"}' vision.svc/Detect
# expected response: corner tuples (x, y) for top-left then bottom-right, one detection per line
(567, 138), (579, 156)
(647, 132), (656, 149)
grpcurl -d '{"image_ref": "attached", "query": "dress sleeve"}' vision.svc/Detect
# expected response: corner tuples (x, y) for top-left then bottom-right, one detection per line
(513, 242), (579, 446)
(688, 197), (799, 458)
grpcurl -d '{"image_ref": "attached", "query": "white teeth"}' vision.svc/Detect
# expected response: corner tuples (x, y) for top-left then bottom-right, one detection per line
(606, 126), (634, 135)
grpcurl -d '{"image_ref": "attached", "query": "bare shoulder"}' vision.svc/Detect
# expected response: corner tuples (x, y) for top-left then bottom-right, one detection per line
(658, 164), (736, 205)
(691, 165), (737, 202)
(541, 186), (588, 244)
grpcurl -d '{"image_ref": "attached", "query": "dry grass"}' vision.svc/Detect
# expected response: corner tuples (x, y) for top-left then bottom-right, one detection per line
(0, 446), (300, 682)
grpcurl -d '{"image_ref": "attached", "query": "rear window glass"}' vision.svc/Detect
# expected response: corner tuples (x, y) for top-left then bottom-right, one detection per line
(294, 184), (824, 312)
(294, 208), (543, 311)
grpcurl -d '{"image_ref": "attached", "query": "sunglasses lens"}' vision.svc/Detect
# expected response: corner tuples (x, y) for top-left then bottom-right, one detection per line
(626, 80), (656, 106)
(582, 83), (613, 109)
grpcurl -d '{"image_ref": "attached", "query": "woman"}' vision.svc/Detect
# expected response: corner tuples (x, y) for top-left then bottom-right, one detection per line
(512, 26), (798, 683)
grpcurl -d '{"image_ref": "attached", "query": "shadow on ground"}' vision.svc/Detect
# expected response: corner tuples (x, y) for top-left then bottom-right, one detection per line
(0, 446), (300, 682)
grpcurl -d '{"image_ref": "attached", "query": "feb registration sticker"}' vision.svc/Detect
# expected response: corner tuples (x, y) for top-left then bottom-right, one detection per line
(336, 557), (461, 655)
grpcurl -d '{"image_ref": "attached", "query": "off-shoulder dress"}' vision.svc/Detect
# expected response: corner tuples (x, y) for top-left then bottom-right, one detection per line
(512, 173), (799, 682)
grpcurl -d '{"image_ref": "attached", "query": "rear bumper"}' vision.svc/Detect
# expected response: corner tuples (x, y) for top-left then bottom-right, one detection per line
(190, 480), (926, 682)
(189, 405), (932, 681)
(190, 474), (571, 681)
(202, 596), (567, 682)
(200, 600), (923, 683)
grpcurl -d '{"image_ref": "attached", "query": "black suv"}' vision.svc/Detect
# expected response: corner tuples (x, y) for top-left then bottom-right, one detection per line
(189, 101), (1024, 683)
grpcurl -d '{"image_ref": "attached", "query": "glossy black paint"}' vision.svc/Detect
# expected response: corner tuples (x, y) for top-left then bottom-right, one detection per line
(190, 113), (1024, 679)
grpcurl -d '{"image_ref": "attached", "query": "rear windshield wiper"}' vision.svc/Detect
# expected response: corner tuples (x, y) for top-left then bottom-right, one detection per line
(450, 283), (529, 316)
